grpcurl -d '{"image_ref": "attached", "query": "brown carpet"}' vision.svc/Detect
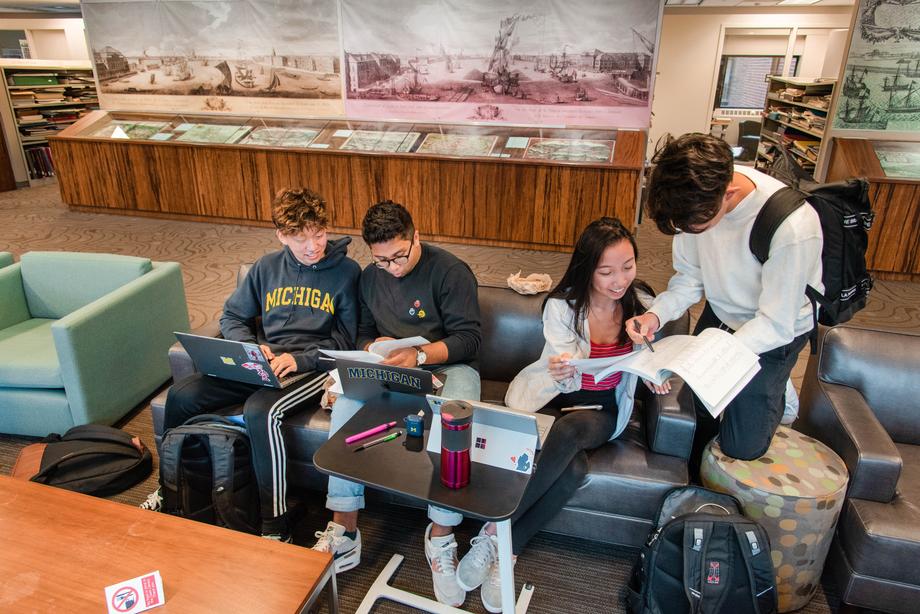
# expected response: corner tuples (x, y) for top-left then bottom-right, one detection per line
(3, 182), (917, 613)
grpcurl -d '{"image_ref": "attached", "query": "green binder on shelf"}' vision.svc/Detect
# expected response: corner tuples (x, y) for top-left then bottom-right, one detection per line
(9, 74), (59, 86)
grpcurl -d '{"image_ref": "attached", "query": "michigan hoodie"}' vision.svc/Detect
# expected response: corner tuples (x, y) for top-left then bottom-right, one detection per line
(220, 236), (361, 372)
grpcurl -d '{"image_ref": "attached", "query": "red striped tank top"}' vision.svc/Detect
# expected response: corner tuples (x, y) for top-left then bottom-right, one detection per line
(580, 339), (633, 391)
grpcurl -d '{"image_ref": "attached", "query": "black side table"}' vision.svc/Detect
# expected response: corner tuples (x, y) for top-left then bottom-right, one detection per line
(314, 391), (535, 613)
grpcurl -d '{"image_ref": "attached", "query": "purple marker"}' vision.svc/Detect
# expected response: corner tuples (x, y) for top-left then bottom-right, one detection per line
(346, 421), (398, 445)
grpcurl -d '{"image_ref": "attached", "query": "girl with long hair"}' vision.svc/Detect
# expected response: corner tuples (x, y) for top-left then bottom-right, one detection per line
(454, 217), (668, 612)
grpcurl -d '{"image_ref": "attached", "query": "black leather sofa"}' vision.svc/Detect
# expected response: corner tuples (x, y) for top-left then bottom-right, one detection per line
(151, 275), (696, 548)
(798, 325), (920, 613)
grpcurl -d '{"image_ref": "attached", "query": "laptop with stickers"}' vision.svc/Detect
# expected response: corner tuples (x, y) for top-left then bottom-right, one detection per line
(425, 395), (555, 475)
(175, 332), (309, 389)
(336, 358), (434, 401)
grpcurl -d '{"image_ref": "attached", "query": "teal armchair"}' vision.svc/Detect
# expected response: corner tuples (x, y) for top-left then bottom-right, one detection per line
(0, 252), (12, 268)
(0, 252), (190, 436)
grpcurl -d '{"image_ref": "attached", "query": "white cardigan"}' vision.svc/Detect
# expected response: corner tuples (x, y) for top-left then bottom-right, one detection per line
(504, 292), (653, 441)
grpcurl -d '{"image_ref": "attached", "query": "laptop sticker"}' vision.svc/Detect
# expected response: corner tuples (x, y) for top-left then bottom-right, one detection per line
(242, 362), (271, 383)
(220, 356), (236, 365)
(510, 449), (534, 473)
(243, 344), (265, 363)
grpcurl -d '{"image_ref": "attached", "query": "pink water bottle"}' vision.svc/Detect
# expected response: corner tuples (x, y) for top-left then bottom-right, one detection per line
(440, 401), (473, 489)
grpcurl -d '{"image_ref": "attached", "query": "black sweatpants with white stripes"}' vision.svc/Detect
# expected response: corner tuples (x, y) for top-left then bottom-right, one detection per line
(163, 371), (328, 528)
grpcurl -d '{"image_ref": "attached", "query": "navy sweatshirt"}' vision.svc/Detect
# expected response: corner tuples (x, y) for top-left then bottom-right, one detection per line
(220, 236), (361, 372)
(357, 243), (481, 370)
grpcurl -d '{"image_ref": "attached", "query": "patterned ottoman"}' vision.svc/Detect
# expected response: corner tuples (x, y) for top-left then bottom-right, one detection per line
(700, 426), (848, 612)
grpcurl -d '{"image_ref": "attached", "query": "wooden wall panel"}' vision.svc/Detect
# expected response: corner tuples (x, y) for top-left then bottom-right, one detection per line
(52, 141), (135, 209)
(52, 133), (644, 252)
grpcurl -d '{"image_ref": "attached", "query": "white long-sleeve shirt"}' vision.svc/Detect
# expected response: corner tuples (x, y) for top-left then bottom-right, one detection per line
(648, 165), (823, 356)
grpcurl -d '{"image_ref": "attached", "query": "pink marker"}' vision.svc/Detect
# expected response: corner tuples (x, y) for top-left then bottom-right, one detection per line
(346, 421), (398, 445)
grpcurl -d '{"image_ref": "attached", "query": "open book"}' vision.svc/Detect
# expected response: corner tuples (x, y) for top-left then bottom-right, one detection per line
(321, 337), (431, 394)
(568, 328), (760, 418)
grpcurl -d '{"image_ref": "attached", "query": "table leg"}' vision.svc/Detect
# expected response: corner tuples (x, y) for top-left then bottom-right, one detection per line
(356, 554), (467, 614)
(325, 570), (338, 614)
(299, 562), (338, 614)
(495, 519), (534, 613)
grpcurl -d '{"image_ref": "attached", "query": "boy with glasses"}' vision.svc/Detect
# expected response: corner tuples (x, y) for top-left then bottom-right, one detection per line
(312, 200), (482, 608)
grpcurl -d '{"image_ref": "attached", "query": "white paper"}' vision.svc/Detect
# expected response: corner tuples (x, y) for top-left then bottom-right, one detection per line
(333, 129), (353, 137)
(505, 136), (530, 149)
(319, 349), (383, 363)
(104, 570), (164, 613)
(367, 336), (429, 358)
(567, 328), (760, 418)
(328, 368), (343, 394)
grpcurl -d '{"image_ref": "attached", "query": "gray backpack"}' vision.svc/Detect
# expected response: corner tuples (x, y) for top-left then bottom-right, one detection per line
(159, 415), (260, 534)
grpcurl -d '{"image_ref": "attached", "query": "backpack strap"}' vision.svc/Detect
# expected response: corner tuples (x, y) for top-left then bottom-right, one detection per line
(733, 525), (777, 614)
(749, 187), (821, 353)
(682, 522), (710, 614)
(158, 429), (190, 498)
(749, 187), (808, 265)
(205, 432), (250, 530)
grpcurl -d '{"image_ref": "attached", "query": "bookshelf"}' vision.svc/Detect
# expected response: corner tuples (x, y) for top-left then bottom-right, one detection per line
(0, 62), (98, 186)
(754, 76), (836, 178)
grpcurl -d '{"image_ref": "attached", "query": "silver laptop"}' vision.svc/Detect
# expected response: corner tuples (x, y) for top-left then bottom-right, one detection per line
(425, 395), (554, 450)
(175, 332), (309, 389)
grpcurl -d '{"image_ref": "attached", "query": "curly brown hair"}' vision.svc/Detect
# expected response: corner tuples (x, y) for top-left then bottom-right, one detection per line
(646, 133), (734, 235)
(271, 188), (328, 235)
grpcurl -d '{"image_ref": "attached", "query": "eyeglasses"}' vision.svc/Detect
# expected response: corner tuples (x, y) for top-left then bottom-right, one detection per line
(373, 242), (413, 269)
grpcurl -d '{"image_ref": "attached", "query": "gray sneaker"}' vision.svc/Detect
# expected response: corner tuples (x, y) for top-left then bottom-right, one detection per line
(480, 556), (509, 614)
(424, 524), (466, 607)
(139, 488), (163, 512)
(457, 525), (497, 591)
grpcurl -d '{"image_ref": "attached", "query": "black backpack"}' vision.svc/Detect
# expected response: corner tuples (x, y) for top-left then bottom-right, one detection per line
(159, 415), (260, 534)
(13, 424), (153, 496)
(626, 486), (777, 614)
(750, 178), (874, 333)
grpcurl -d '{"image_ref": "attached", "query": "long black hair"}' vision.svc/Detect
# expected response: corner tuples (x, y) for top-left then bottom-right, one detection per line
(545, 217), (654, 344)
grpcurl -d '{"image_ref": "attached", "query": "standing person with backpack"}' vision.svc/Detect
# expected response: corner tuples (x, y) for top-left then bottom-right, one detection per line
(141, 188), (361, 542)
(626, 133), (823, 472)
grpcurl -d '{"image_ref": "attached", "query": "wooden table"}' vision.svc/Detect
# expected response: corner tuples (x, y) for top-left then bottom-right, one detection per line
(0, 476), (337, 613)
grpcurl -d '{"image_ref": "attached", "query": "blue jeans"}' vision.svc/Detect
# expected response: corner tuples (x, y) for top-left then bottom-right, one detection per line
(325, 363), (481, 527)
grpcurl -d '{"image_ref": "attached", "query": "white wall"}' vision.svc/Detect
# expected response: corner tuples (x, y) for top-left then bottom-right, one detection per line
(650, 7), (854, 152)
(0, 17), (88, 60)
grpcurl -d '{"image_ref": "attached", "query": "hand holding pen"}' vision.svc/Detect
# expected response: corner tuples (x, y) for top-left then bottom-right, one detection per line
(626, 314), (659, 351)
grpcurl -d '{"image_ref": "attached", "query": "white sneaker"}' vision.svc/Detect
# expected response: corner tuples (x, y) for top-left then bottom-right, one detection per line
(261, 532), (293, 544)
(311, 521), (361, 573)
(139, 488), (163, 512)
(424, 524), (466, 607)
(457, 524), (497, 591)
(480, 556), (511, 614)
(781, 379), (800, 425)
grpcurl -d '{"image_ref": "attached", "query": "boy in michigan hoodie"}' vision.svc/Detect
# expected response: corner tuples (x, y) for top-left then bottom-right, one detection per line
(144, 188), (360, 542)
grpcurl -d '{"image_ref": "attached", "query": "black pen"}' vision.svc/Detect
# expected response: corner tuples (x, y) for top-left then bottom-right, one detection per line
(633, 320), (655, 353)
(354, 430), (403, 452)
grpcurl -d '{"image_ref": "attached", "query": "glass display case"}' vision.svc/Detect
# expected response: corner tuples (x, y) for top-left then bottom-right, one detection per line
(870, 140), (920, 180)
(69, 111), (620, 166)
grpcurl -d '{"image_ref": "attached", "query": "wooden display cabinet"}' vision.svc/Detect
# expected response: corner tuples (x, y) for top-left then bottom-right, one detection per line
(827, 137), (920, 281)
(49, 111), (645, 252)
